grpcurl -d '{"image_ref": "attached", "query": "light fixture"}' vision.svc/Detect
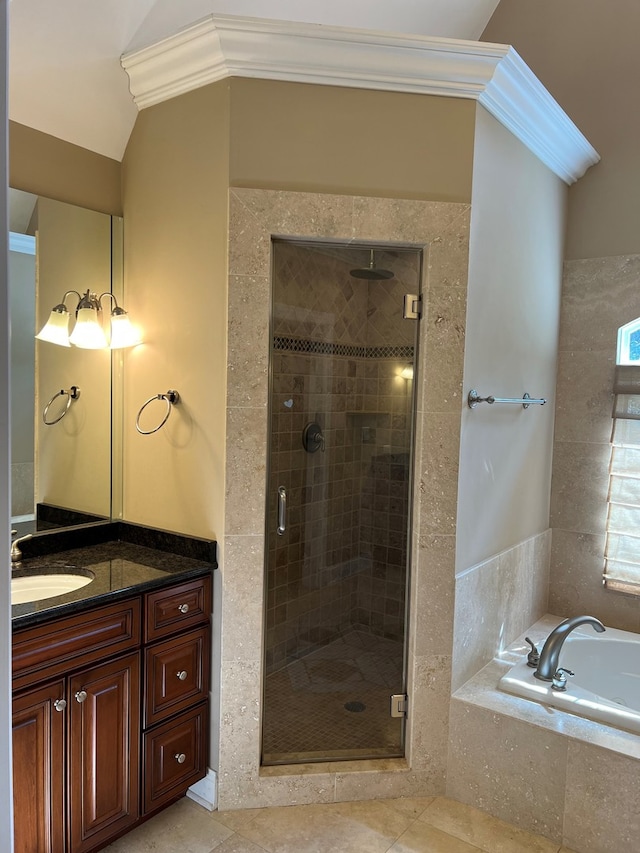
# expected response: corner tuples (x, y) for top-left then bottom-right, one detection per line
(36, 289), (141, 349)
(400, 364), (414, 380)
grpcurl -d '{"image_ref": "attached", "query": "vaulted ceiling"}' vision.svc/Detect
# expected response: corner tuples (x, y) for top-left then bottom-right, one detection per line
(9, 0), (501, 161)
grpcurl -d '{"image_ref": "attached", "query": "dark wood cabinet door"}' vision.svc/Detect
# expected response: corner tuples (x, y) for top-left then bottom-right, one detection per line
(68, 652), (140, 853)
(12, 680), (66, 853)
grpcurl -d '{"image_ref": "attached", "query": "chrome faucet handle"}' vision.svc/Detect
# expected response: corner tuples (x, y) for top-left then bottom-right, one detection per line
(524, 637), (540, 668)
(11, 531), (33, 563)
(551, 667), (574, 691)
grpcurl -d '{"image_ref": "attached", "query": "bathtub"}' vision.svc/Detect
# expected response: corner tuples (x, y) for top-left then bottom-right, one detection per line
(498, 623), (640, 734)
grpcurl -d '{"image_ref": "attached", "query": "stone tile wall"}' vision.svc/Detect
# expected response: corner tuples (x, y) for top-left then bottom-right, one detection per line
(448, 619), (640, 853)
(550, 254), (640, 630)
(221, 189), (470, 809)
(452, 530), (551, 692)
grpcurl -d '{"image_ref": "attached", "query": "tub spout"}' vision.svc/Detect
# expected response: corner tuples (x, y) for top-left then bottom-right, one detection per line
(534, 615), (605, 682)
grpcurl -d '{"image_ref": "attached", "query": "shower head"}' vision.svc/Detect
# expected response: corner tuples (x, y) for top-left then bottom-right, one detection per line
(350, 249), (394, 281)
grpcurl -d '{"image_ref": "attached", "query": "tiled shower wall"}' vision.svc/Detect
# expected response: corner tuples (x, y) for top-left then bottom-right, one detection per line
(266, 243), (419, 671)
(220, 190), (470, 809)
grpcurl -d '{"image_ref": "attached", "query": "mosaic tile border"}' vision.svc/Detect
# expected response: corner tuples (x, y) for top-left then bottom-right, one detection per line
(273, 335), (414, 359)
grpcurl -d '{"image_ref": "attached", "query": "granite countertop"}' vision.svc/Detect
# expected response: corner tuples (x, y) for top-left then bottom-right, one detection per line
(11, 522), (217, 629)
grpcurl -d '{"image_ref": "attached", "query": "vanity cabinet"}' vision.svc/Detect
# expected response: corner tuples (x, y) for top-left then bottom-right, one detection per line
(141, 578), (211, 814)
(12, 680), (66, 853)
(68, 652), (141, 852)
(12, 571), (212, 853)
(13, 653), (142, 853)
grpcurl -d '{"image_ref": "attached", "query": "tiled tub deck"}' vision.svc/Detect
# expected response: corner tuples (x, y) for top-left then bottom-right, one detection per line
(447, 615), (640, 853)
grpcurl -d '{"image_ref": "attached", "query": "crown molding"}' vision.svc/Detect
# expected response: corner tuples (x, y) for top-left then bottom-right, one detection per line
(121, 14), (599, 185)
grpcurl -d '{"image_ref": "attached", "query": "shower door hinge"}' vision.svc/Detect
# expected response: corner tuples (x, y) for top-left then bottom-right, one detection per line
(403, 294), (422, 319)
(390, 693), (408, 718)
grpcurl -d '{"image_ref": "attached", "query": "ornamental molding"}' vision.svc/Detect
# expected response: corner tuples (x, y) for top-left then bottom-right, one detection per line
(122, 14), (599, 184)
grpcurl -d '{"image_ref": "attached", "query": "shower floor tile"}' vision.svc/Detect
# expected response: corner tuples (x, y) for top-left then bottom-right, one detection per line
(262, 630), (404, 763)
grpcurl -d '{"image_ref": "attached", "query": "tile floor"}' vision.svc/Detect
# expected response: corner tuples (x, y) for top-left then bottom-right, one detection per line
(103, 794), (579, 853)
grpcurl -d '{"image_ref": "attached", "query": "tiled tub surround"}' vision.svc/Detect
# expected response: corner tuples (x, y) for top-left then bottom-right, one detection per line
(551, 253), (640, 631)
(452, 530), (552, 692)
(221, 189), (470, 808)
(448, 615), (640, 853)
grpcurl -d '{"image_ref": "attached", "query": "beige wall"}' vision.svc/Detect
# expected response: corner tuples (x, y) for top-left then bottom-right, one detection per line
(482, 0), (640, 260)
(452, 106), (565, 686)
(10, 121), (122, 216)
(121, 81), (230, 541)
(35, 198), (112, 517)
(120, 77), (476, 538)
(457, 106), (565, 571)
(229, 78), (475, 203)
(484, 0), (640, 629)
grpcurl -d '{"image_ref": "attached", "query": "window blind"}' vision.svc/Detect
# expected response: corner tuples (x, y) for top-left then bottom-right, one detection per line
(604, 365), (640, 593)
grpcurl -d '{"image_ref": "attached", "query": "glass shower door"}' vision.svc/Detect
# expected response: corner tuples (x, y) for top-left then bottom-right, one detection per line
(262, 239), (421, 765)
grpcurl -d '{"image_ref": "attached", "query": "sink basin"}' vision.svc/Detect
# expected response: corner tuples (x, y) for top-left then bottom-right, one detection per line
(11, 570), (95, 605)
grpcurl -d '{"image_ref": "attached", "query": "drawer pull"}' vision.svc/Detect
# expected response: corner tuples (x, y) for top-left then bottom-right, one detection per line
(176, 670), (188, 681)
(177, 603), (189, 614)
(174, 753), (186, 764)
(54, 698), (67, 712)
(75, 690), (87, 704)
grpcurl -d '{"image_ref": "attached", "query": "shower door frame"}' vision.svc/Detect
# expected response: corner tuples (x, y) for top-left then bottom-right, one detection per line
(219, 188), (470, 811)
(261, 237), (423, 766)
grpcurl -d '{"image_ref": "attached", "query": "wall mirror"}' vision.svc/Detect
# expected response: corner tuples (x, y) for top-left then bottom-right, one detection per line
(9, 188), (123, 535)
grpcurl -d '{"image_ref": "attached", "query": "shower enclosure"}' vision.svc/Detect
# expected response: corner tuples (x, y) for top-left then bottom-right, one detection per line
(262, 239), (422, 765)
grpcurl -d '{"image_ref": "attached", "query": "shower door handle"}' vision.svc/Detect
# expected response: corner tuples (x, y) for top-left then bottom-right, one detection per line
(277, 486), (287, 536)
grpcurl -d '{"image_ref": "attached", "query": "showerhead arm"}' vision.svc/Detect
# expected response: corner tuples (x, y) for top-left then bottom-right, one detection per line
(349, 249), (394, 281)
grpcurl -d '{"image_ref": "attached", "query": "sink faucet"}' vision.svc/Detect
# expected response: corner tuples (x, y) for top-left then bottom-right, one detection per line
(11, 530), (33, 564)
(534, 615), (605, 682)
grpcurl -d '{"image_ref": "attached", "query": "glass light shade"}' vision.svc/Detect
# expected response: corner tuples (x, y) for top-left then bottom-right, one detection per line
(400, 365), (414, 380)
(36, 308), (71, 347)
(109, 311), (141, 348)
(69, 307), (108, 349)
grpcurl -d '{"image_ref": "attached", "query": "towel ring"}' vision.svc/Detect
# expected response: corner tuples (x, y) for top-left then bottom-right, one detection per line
(136, 390), (180, 435)
(43, 386), (81, 425)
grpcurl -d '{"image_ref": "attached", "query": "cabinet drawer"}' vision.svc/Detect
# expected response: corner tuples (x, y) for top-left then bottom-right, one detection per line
(144, 575), (211, 642)
(13, 599), (141, 692)
(143, 703), (208, 815)
(144, 627), (210, 727)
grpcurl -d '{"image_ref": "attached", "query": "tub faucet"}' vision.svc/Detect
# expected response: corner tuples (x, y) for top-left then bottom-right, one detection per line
(534, 615), (605, 682)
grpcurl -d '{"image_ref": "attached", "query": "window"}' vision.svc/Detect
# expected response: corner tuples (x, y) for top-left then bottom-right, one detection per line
(604, 320), (640, 592)
(616, 316), (640, 365)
